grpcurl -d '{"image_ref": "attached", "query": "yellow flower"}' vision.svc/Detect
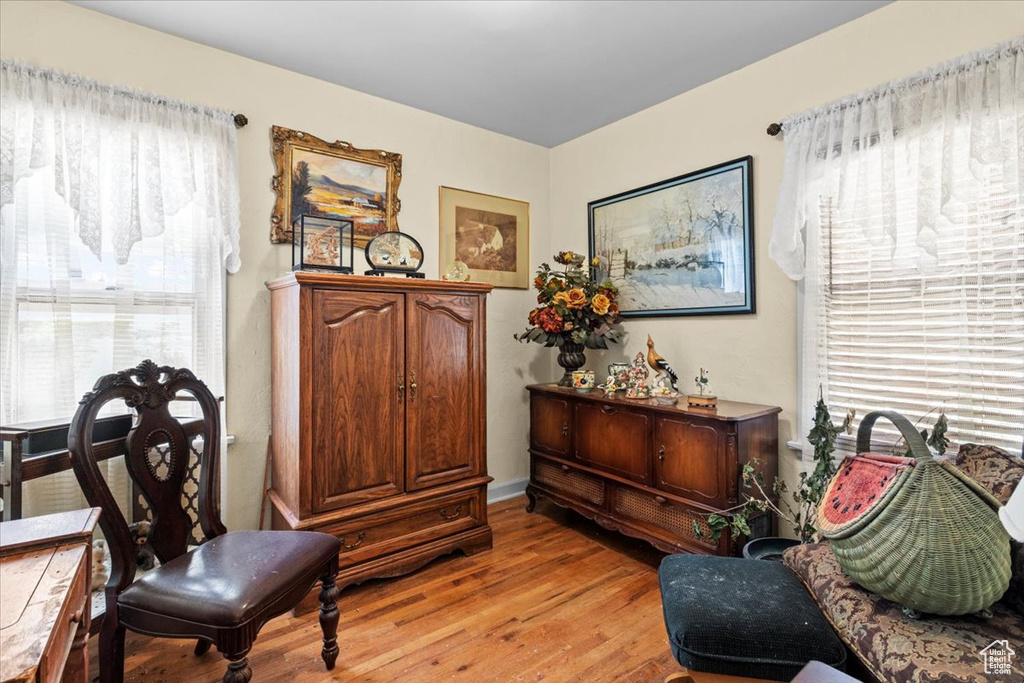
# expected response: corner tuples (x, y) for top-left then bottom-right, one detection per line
(567, 288), (587, 309)
(552, 291), (571, 307)
(591, 256), (601, 267)
(591, 293), (611, 315)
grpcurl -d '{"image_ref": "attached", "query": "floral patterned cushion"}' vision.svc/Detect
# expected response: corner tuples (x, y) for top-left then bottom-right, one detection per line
(784, 543), (1024, 683)
(953, 442), (1024, 505)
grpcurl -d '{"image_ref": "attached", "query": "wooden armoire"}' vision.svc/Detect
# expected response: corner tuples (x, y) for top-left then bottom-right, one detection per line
(266, 272), (493, 590)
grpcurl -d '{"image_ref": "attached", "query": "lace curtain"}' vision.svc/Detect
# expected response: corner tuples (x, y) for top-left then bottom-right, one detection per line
(0, 61), (241, 516)
(769, 39), (1024, 457)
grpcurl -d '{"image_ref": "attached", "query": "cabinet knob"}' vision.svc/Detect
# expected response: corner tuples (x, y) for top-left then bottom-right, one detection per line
(342, 532), (365, 550)
(658, 446), (665, 461)
(654, 495), (668, 505)
(560, 464), (571, 472)
(439, 505), (462, 521)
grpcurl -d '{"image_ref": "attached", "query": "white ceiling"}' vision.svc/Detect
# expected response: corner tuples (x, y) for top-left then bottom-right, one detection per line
(71, 0), (889, 147)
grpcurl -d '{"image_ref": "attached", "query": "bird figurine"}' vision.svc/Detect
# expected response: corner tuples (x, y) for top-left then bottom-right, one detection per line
(646, 334), (679, 391)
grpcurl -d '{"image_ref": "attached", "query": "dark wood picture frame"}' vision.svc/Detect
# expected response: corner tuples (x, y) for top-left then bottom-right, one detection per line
(588, 156), (755, 317)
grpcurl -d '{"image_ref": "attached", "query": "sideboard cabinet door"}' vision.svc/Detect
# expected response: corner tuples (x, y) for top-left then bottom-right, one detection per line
(405, 293), (484, 491)
(311, 289), (405, 513)
(654, 416), (728, 507)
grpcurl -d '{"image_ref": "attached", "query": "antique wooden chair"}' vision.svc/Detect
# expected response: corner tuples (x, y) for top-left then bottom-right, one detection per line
(67, 360), (343, 683)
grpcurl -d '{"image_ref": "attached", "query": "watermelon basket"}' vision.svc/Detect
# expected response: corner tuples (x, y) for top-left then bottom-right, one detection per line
(817, 410), (1011, 617)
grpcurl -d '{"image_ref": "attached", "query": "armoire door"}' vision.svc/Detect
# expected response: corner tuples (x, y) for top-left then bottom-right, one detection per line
(405, 292), (483, 491)
(310, 289), (405, 513)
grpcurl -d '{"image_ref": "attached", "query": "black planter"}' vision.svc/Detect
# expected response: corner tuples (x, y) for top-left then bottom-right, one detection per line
(742, 537), (801, 562)
(556, 342), (586, 387)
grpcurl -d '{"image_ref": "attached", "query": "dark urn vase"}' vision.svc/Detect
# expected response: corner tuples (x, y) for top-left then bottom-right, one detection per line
(556, 341), (586, 387)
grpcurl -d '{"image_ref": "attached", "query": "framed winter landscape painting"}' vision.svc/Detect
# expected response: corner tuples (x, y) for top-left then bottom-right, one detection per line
(588, 156), (754, 317)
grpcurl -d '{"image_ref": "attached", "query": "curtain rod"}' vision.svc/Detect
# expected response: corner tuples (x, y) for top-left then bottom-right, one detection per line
(763, 37), (1022, 139)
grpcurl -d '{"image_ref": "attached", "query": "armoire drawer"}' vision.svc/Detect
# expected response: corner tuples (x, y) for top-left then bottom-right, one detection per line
(321, 489), (484, 568)
(611, 486), (719, 553)
(531, 456), (606, 509)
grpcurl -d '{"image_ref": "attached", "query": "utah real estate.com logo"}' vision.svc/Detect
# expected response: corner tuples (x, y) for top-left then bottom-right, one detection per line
(980, 640), (1015, 676)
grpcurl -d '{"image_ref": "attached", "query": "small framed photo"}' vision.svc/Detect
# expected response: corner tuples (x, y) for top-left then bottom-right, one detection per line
(588, 156), (754, 317)
(439, 186), (529, 289)
(292, 214), (354, 273)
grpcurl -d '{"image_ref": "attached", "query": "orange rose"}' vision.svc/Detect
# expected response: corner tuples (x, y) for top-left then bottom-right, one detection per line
(552, 291), (571, 307)
(528, 308), (541, 326)
(591, 293), (611, 315)
(533, 275), (545, 291)
(566, 288), (587, 309)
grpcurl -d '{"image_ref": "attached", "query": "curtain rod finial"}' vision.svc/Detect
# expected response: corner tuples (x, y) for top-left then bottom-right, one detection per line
(767, 123), (782, 137)
(234, 113), (248, 129)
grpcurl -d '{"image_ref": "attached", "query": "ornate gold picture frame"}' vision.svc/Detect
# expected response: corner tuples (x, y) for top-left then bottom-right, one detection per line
(271, 126), (402, 247)
(439, 186), (529, 289)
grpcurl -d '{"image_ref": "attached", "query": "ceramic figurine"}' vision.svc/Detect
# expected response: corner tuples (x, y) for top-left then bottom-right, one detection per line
(599, 376), (618, 397)
(687, 367), (717, 408)
(646, 334), (679, 391)
(607, 362), (631, 390)
(625, 352), (650, 399)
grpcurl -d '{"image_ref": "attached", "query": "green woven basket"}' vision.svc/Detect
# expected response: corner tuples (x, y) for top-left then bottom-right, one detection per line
(817, 410), (1011, 616)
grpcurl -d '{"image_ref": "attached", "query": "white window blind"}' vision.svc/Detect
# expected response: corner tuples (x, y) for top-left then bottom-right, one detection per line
(819, 161), (1023, 454)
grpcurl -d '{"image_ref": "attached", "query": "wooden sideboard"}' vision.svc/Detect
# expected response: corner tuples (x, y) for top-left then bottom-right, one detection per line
(0, 508), (99, 683)
(266, 272), (493, 591)
(526, 384), (781, 556)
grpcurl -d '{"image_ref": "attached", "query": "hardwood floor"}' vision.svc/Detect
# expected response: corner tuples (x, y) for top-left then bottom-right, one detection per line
(114, 496), (688, 682)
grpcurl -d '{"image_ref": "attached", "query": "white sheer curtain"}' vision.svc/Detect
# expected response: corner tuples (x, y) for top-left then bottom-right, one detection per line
(0, 61), (241, 516)
(769, 39), (1024, 457)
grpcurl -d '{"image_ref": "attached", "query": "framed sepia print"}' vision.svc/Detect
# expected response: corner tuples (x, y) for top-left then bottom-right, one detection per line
(271, 125), (402, 247)
(588, 156), (754, 317)
(439, 186), (529, 289)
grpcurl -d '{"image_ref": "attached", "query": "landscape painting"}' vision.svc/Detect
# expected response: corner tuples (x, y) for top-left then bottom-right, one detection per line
(439, 187), (529, 289)
(291, 148), (386, 246)
(454, 206), (518, 272)
(588, 156), (754, 317)
(270, 126), (403, 246)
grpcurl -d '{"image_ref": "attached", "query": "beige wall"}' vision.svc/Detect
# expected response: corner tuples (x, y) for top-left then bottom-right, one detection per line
(549, 0), (1023, 518)
(0, 0), (551, 530)
(1, 0), (1019, 532)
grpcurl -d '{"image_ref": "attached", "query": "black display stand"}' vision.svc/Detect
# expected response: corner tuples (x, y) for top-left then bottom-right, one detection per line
(364, 269), (425, 278)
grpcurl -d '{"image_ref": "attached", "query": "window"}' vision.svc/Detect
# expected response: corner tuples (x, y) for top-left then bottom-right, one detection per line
(817, 161), (1023, 454)
(0, 61), (240, 518)
(771, 39), (1023, 457)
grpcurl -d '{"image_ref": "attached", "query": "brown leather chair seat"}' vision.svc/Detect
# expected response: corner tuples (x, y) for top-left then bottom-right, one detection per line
(120, 531), (341, 627)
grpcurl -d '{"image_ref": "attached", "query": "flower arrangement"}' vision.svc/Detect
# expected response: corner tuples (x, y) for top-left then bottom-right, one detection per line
(514, 251), (624, 349)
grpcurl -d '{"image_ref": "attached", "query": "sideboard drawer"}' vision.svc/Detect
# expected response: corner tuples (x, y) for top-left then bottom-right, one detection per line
(530, 394), (572, 456)
(573, 403), (650, 484)
(322, 489), (483, 569)
(532, 456), (606, 509)
(612, 486), (720, 553)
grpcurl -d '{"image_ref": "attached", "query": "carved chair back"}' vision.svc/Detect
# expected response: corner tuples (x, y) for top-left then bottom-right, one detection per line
(68, 361), (227, 595)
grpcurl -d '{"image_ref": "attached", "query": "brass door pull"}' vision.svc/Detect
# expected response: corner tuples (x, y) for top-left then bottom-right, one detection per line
(560, 464), (571, 472)
(654, 495), (668, 505)
(410, 371), (417, 399)
(658, 446), (665, 461)
(342, 532), (365, 550)
(561, 424), (569, 437)
(601, 405), (616, 414)
(439, 505), (462, 521)
(398, 373), (405, 400)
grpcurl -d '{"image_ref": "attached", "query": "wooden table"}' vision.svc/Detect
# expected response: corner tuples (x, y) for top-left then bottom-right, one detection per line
(0, 509), (99, 683)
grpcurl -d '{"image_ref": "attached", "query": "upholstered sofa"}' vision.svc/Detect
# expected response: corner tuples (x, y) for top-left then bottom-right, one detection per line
(783, 444), (1024, 683)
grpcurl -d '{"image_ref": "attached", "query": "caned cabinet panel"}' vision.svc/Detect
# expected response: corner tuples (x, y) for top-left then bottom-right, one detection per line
(530, 395), (571, 456)
(405, 293), (483, 491)
(573, 403), (650, 484)
(654, 416), (728, 506)
(311, 289), (405, 513)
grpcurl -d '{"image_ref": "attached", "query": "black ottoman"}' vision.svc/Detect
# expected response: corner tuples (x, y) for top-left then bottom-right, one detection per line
(659, 554), (846, 682)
